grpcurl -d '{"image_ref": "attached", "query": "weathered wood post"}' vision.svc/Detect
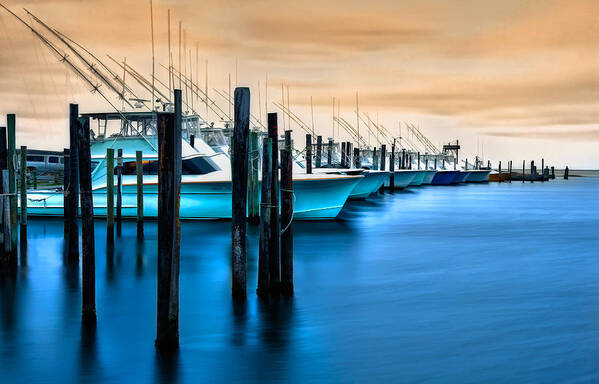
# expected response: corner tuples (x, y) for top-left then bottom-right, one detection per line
(248, 131), (259, 224)
(77, 116), (96, 325)
(0, 127), (10, 267)
(522, 160), (525, 183)
(231, 87), (250, 300)
(189, 134), (195, 148)
(63, 148), (70, 261)
(156, 89), (183, 349)
(498, 161), (502, 181)
(389, 140), (396, 191)
(268, 113), (280, 293)
(353, 147), (360, 168)
(401, 149), (405, 169)
(409, 155), (413, 169)
(417, 152), (421, 170)
(7, 115), (17, 259)
(32, 169), (37, 189)
(340, 142), (346, 168)
(564, 166), (569, 180)
(280, 130), (294, 296)
(530, 160), (535, 182)
(327, 139), (333, 167)
(380, 145), (386, 171)
(136, 150), (144, 239)
(346, 142), (352, 168)
(305, 134), (312, 174)
(426, 158), (429, 170)
(19, 146), (27, 252)
(551, 166), (555, 179)
(1, 170), (12, 265)
(509, 160), (512, 182)
(257, 137), (273, 297)
(372, 147), (378, 170)
(116, 148), (123, 235)
(106, 148), (114, 244)
(66, 104), (80, 265)
(315, 135), (322, 168)
(541, 158), (545, 181)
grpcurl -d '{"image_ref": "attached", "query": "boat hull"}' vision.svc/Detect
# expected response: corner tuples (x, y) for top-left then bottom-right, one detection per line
(408, 170), (427, 186)
(25, 174), (362, 220)
(451, 171), (470, 184)
(431, 171), (459, 185)
(350, 171), (388, 199)
(465, 170), (491, 183)
(421, 170), (437, 185)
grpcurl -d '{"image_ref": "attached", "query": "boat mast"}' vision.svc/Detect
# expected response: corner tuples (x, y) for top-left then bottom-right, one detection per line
(168, 9), (171, 98)
(150, 0), (155, 111)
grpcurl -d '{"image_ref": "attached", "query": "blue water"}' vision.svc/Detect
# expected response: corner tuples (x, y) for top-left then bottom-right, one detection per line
(1, 177), (598, 383)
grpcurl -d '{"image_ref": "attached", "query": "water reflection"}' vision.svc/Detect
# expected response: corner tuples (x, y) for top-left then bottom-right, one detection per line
(154, 348), (180, 384)
(0, 269), (17, 333)
(256, 296), (295, 350)
(79, 322), (98, 381)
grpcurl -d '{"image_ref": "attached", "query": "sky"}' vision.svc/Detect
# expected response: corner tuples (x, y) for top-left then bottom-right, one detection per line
(0, 0), (597, 168)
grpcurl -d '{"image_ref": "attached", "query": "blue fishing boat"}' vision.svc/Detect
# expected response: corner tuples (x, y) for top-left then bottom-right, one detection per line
(407, 170), (427, 186)
(450, 171), (470, 184)
(431, 170), (459, 185)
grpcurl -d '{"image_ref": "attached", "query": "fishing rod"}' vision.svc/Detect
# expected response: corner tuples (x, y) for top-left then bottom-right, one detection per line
(161, 63), (228, 122)
(333, 116), (368, 148)
(363, 113), (393, 144)
(355, 112), (383, 146)
(0, 4), (156, 150)
(406, 123), (439, 154)
(24, 8), (134, 109)
(273, 101), (313, 136)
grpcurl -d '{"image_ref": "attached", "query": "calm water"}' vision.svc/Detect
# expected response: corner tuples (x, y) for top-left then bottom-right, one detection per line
(1, 177), (598, 383)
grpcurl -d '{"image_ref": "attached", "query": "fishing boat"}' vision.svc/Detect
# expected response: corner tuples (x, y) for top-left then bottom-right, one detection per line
(465, 169), (491, 183)
(431, 170), (459, 185)
(407, 170), (428, 186)
(421, 170), (438, 185)
(25, 135), (362, 220)
(450, 170), (470, 184)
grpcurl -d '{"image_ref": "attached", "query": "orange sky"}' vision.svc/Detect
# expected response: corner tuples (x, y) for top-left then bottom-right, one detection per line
(0, 0), (597, 167)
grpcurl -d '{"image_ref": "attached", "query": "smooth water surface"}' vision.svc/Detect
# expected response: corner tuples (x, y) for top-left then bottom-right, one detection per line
(1, 177), (598, 383)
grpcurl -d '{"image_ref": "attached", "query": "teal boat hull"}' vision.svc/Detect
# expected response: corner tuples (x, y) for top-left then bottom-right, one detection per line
(350, 171), (388, 199)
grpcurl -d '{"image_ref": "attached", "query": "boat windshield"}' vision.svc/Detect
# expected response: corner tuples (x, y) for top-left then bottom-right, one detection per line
(121, 155), (220, 175)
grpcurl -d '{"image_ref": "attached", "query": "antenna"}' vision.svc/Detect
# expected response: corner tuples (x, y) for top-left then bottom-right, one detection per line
(265, 73), (268, 126)
(228, 72), (231, 123)
(122, 57), (126, 111)
(205, 60), (208, 116)
(167, 9), (171, 97)
(310, 96), (315, 137)
(281, 83), (285, 131)
(150, 0), (155, 110)
(178, 21), (182, 89)
(356, 92), (360, 149)
(258, 80), (262, 125)
(332, 96), (335, 141)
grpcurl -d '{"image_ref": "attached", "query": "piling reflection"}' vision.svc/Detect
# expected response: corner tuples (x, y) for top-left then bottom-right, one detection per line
(79, 322), (98, 379)
(105, 237), (115, 283)
(0, 269), (17, 333)
(135, 238), (145, 277)
(256, 296), (295, 350)
(231, 298), (247, 346)
(154, 348), (180, 384)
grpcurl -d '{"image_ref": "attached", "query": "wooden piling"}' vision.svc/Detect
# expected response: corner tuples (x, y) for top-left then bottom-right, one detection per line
(7, 115), (17, 259)
(189, 134), (195, 148)
(268, 113), (280, 293)
(257, 137), (272, 297)
(32, 169), (37, 189)
(156, 90), (183, 349)
(551, 166), (555, 179)
(1, 170), (12, 266)
(380, 145), (386, 171)
(248, 131), (259, 224)
(116, 148), (123, 235)
(106, 148), (114, 243)
(231, 87), (250, 300)
(498, 161), (502, 181)
(353, 147), (360, 169)
(0, 127), (6, 170)
(417, 152), (421, 170)
(389, 140), (395, 191)
(63, 148), (70, 260)
(305, 134), (312, 174)
(315, 135), (322, 168)
(372, 147), (378, 170)
(522, 160), (525, 183)
(346, 142), (352, 168)
(541, 158), (545, 181)
(564, 166), (569, 180)
(77, 116), (96, 325)
(136, 150), (144, 239)
(340, 142), (346, 168)
(66, 104), (80, 265)
(19, 146), (27, 250)
(327, 139), (333, 167)
(280, 130), (293, 296)
(530, 160), (535, 182)
(509, 160), (512, 182)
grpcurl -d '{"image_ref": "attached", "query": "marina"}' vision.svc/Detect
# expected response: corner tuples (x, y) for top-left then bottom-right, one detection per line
(0, 1), (597, 383)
